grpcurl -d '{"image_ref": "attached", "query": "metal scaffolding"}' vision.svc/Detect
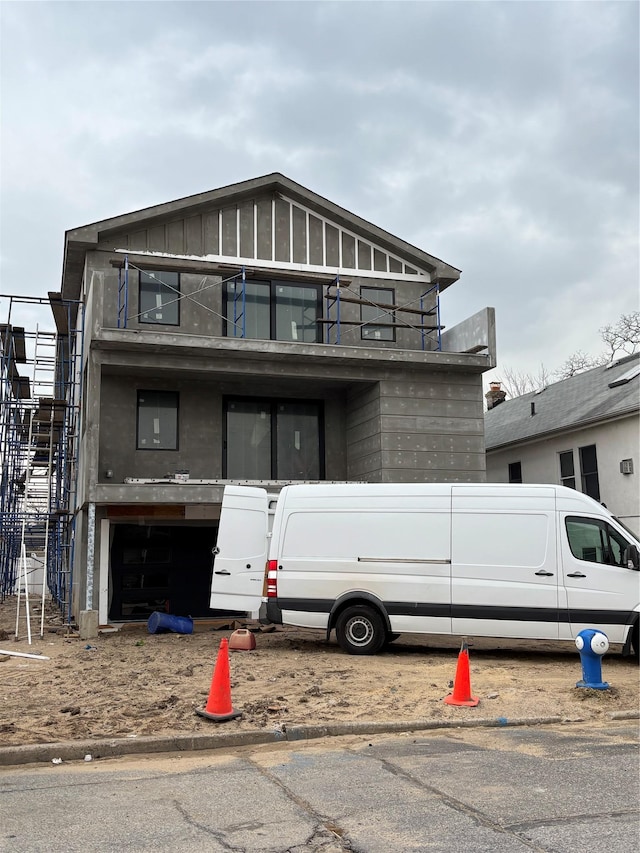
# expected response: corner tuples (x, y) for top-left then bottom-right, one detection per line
(0, 293), (83, 637)
(114, 255), (444, 346)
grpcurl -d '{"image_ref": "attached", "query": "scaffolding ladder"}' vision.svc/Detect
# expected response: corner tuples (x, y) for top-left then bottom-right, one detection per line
(14, 327), (61, 640)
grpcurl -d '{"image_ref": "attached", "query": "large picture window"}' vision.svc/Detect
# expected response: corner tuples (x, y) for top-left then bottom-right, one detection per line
(224, 280), (321, 342)
(360, 286), (395, 341)
(137, 391), (178, 450)
(139, 270), (180, 325)
(224, 398), (324, 480)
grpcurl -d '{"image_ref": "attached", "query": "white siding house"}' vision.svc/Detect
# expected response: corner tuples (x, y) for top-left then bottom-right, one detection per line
(485, 354), (640, 534)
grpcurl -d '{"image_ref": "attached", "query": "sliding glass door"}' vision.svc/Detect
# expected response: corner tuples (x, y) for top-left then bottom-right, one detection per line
(224, 398), (323, 480)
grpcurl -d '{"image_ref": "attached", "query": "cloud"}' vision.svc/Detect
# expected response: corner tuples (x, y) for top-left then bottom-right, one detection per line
(0, 0), (637, 380)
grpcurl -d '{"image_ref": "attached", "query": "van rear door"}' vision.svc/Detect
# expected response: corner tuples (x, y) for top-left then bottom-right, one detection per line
(209, 486), (269, 615)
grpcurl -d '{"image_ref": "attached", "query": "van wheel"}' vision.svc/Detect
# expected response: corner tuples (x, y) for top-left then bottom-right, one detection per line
(335, 605), (386, 655)
(632, 624), (639, 660)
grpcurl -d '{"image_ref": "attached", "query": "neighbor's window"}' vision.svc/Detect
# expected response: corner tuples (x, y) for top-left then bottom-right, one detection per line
(224, 280), (321, 342)
(565, 517), (631, 566)
(579, 444), (600, 501)
(224, 398), (323, 480)
(361, 286), (395, 341)
(139, 270), (180, 325)
(137, 391), (178, 450)
(559, 450), (576, 489)
(508, 461), (522, 483)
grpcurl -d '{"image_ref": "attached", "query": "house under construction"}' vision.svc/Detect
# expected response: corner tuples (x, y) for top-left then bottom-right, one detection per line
(1, 174), (496, 633)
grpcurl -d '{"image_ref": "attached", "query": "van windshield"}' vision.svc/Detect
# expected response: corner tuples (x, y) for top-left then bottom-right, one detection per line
(614, 516), (640, 542)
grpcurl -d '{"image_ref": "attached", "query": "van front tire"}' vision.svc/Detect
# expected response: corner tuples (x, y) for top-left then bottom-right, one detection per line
(335, 605), (386, 655)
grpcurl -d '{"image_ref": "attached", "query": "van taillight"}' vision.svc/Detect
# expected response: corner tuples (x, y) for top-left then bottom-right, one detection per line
(267, 560), (278, 598)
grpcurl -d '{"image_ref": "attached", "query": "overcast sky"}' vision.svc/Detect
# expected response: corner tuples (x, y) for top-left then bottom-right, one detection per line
(1, 0), (638, 386)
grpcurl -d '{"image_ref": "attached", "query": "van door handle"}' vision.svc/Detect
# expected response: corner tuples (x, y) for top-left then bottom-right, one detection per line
(535, 570), (554, 576)
(567, 571), (586, 578)
(214, 569), (231, 576)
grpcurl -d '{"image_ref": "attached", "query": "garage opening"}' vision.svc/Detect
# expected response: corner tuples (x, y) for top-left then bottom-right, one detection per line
(109, 523), (220, 621)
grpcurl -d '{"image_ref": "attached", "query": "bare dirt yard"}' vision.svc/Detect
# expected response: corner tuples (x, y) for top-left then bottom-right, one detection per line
(0, 598), (638, 748)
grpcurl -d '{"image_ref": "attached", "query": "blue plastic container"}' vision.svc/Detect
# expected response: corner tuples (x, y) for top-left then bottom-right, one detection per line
(147, 611), (194, 635)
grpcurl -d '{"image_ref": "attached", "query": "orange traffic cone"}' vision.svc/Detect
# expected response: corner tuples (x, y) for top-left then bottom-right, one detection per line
(444, 641), (479, 707)
(196, 638), (242, 722)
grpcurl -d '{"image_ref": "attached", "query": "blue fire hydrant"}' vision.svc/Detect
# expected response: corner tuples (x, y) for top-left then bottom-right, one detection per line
(575, 629), (609, 690)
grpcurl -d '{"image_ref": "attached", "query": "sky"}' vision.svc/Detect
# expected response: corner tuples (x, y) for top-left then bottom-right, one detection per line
(1, 0), (638, 387)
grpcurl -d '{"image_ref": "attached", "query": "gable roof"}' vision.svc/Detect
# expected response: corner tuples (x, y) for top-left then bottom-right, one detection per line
(485, 353), (640, 451)
(61, 173), (461, 300)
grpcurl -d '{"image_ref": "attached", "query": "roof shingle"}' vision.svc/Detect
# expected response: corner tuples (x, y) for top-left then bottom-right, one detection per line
(484, 353), (640, 450)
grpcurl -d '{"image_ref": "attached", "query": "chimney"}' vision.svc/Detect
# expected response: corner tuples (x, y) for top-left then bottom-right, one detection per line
(486, 381), (507, 410)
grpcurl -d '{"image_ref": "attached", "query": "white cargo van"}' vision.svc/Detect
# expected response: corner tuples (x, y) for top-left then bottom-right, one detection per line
(209, 483), (640, 655)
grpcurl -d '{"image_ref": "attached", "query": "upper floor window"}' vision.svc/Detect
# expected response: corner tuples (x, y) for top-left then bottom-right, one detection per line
(508, 461), (522, 483)
(579, 444), (600, 501)
(224, 280), (322, 342)
(137, 390), (178, 450)
(139, 270), (180, 325)
(360, 287), (395, 342)
(559, 450), (576, 489)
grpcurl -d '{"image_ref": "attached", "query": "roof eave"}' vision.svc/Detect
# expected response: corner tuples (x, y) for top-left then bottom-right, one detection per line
(61, 173), (461, 299)
(485, 406), (640, 452)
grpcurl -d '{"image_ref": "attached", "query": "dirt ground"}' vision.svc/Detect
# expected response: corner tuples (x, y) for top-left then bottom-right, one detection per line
(0, 598), (638, 748)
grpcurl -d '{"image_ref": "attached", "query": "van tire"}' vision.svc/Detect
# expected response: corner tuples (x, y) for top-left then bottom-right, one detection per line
(335, 605), (386, 655)
(632, 624), (639, 660)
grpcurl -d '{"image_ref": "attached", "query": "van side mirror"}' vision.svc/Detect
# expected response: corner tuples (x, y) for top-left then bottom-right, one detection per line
(626, 545), (639, 570)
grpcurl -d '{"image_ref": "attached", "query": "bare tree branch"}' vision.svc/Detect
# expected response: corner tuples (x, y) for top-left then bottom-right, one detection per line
(599, 311), (640, 360)
(493, 364), (551, 399)
(494, 312), (639, 400)
(554, 350), (608, 380)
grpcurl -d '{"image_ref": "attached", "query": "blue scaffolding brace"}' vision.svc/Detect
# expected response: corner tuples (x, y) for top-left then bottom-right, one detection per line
(322, 280), (443, 349)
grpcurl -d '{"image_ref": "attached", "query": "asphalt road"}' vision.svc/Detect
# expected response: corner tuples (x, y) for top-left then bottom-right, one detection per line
(1, 721), (638, 853)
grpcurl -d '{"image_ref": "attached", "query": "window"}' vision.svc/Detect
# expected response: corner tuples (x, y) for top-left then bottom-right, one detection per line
(361, 287), (395, 341)
(224, 280), (321, 342)
(559, 450), (576, 489)
(508, 461), (522, 483)
(565, 517), (632, 567)
(579, 444), (600, 501)
(224, 398), (324, 480)
(137, 391), (178, 450)
(139, 270), (180, 325)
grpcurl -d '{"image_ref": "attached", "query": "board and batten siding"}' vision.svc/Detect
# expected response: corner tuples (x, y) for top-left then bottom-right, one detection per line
(100, 194), (428, 278)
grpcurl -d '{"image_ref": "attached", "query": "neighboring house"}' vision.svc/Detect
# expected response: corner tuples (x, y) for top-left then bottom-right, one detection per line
(49, 173), (495, 625)
(485, 354), (640, 534)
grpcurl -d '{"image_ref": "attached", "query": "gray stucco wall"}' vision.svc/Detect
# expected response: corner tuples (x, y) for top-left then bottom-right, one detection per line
(346, 383), (382, 480)
(346, 373), (485, 482)
(98, 372), (351, 484)
(96, 367), (485, 488)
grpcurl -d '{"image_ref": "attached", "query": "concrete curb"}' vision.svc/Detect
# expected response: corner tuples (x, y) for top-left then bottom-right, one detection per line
(2, 712), (637, 767)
